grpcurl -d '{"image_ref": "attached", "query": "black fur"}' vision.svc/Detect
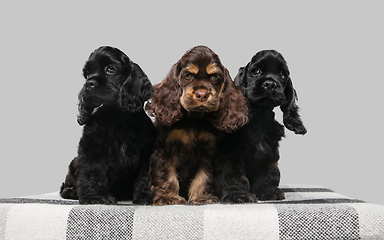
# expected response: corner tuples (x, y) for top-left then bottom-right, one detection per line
(214, 50), (306, 203)
(60, 46), (156, 204)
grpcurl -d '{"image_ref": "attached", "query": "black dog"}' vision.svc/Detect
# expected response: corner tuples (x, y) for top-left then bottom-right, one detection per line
(60, 46), (156, 204)
(214, 50), (306, 203)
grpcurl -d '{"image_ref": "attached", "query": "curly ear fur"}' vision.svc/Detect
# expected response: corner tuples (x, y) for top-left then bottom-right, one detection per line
(280, 78), (307, 135)
(145, 64), (183, 126)
(234, 65), (248, 97)
(209, 68), (248, 133)
(77, 88), (89, 126)
(118, 62), (154, 112)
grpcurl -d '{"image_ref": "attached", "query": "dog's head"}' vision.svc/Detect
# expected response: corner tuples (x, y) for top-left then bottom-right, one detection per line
(77, 46), (153, 125)
(235, 50), (306, 135)
(146, 45), (248, 133)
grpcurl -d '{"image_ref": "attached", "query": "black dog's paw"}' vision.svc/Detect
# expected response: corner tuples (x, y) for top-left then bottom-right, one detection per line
(221, 190), (258, 204)
(132, 194), (152, 205)
(79, 195), (117, 205)
(256, 188), (285, 201)
(60, 183), (78, 200)
(132, 198), (150, 205)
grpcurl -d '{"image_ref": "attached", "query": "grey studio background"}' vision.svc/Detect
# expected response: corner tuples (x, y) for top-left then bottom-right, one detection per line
(1, 1), (383, 205)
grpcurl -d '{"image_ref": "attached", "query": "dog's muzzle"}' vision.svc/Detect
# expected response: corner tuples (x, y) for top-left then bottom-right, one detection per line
(85, 79), (98, 91)
(262, 80), (277, 92)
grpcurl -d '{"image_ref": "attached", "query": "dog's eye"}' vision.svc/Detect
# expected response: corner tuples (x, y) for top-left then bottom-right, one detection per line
(210, 75), (220, 83)
(106, 66), (117, 74)
(280, 72), (286, 79)
(83, 71), (89, 79)
(184, 73), (192, 80)
(254, 68), (262, 75)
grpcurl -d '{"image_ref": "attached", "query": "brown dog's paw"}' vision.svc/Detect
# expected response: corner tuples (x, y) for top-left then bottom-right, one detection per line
(152, 194), (187, 206)
(189, 194), (219, 205)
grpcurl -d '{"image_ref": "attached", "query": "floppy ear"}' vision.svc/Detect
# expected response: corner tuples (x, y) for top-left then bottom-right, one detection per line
(145, 64), (183, 126)
(77, 88), (90, 125)
(234, 64), (249, 96)
(118, 62), (154, 112)
(280, 78), (307, 135)
(209, 68), (248, 133)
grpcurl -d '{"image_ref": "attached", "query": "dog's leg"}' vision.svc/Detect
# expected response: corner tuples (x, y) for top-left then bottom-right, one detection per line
(150, 147), (187, 206)
(213, 130), (258, 204)
(150, 165), (187, 205)
(250, 161), (285, 201)
(132, 162), (152, 205)
(188, 167), (219, 204)
(60, 158), (78, 200)
(213, 158), (258, 203)
(76, 161), (117, 204)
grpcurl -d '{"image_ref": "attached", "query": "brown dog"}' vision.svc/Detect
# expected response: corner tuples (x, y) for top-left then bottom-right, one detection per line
(146, 45), (248, 205)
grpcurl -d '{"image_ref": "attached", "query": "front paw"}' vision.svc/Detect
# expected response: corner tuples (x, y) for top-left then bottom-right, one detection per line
(189, 194), (219, 205)
(221, 190), (258, 204)
(132, 196), (151, 205)
(79, 195), (117, 204)
(256, 188), (285, 201)
(60, 184), (78, 200)
(133, 190), (152, 205)
(152, 194), (187, 206)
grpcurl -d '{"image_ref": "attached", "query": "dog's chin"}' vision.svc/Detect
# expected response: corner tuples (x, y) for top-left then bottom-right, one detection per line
(248, 92), (286, 107)
(82, 98), (105, 111)
(181, 102), (219, 113)
(83, 90), (119, 109)
(190, 106), (213, 112)
(180, 96), (220, 113)
(181, 105), (215, 113)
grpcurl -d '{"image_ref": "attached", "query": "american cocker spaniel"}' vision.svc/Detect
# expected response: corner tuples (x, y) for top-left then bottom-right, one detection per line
(213, 50), (307, 203)
(60, 46), (156, 204)
(146, 45), (248, 205)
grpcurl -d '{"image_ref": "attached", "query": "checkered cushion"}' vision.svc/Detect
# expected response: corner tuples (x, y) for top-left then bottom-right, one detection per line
(1, 185), (383, 239)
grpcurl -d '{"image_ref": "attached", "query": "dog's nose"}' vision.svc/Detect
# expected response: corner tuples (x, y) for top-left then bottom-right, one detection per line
(195, 89), (209, 102)
(85, 79), (98, 90)
(262, 80), (277, 91)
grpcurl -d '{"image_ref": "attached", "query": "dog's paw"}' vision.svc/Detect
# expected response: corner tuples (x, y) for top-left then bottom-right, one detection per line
(60, 184), (78, 200)
(221, 191), (258, 204)
(79, 195), (117, 205)
(132, 196), (152, 205)
(152, 194), (187, 206)
(256, 188), (285, 201)
(189, 194), (219, 205)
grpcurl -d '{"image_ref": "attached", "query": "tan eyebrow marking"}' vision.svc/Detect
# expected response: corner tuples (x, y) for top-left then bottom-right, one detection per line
(187, 63), (199, 75)
(206, 63), (218, 75)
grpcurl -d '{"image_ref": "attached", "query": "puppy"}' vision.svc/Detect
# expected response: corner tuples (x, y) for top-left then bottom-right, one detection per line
(214, 50), (306, 203)
(146, 46), (248, 205)
(60, 46), (156, 204)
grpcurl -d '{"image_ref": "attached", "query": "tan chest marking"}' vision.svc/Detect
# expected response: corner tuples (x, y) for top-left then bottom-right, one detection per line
(166, 129), (195, 145)
(197, 131), (216, 143)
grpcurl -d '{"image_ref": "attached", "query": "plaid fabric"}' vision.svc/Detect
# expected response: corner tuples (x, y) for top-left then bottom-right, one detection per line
(1, 185), (383, 240)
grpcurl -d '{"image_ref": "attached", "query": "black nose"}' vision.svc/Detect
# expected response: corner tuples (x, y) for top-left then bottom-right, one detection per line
(85, 79), (98, 90)
(262, 80), (277, 91)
